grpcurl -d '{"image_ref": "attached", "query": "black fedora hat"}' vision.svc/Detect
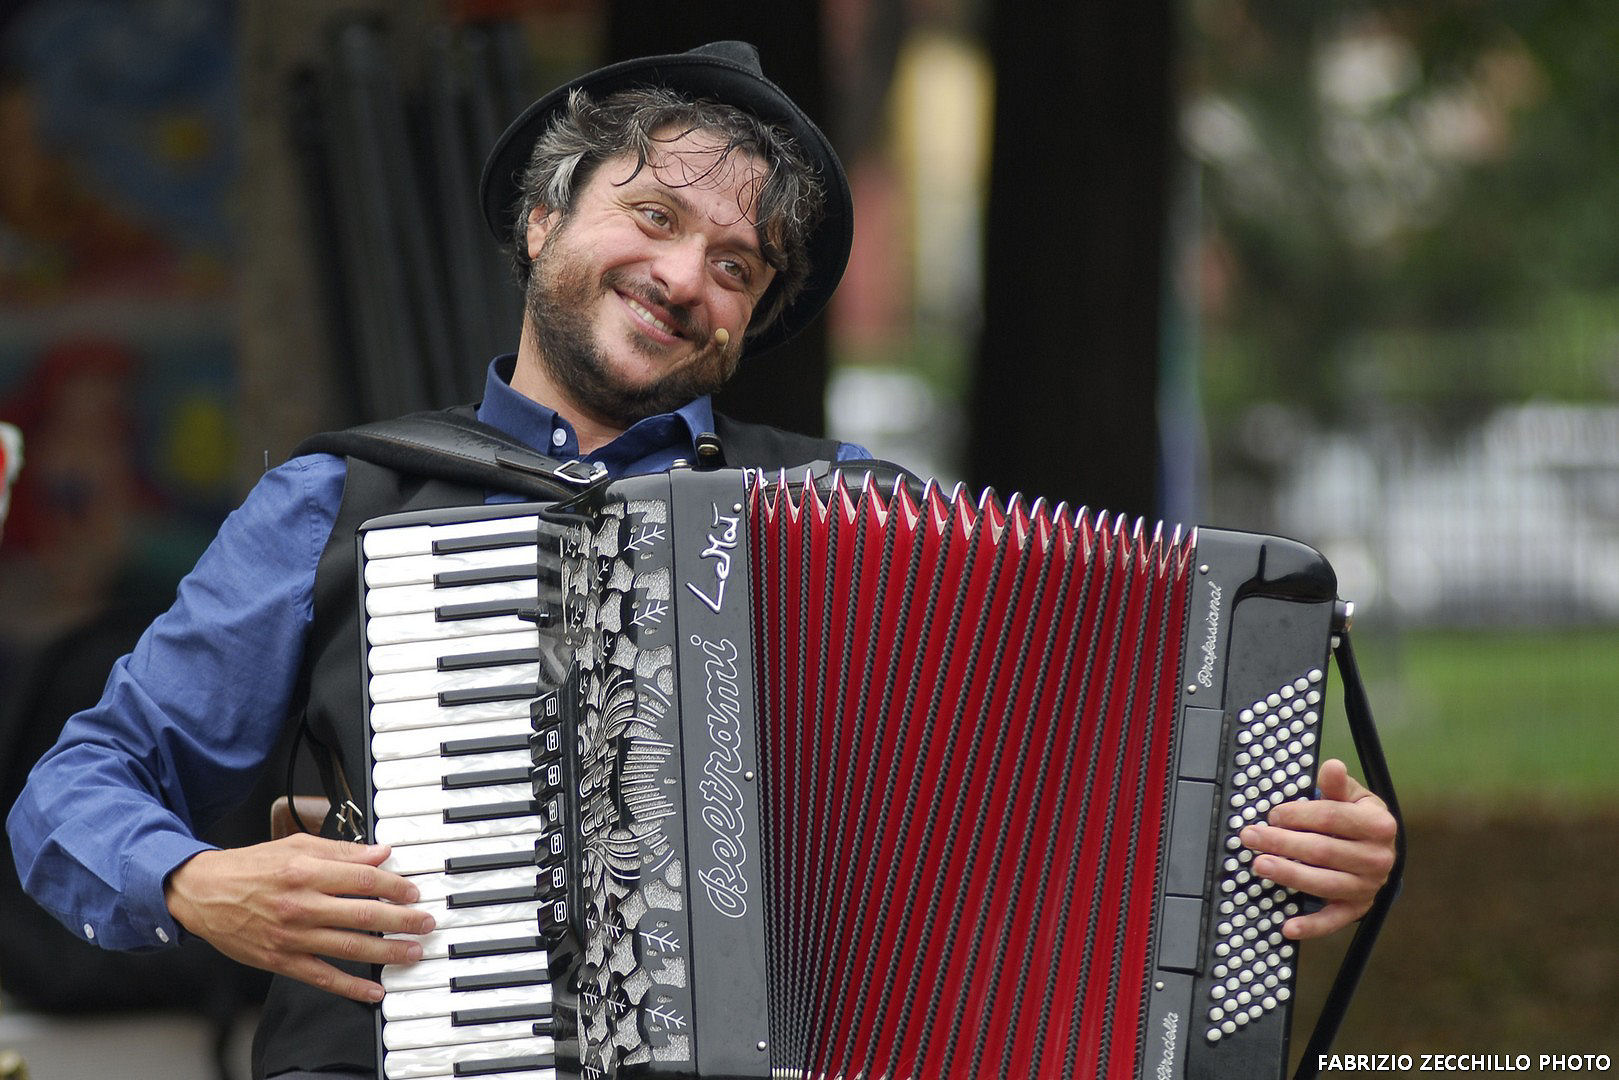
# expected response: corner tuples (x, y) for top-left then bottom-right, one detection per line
(479, 41), (853, 359)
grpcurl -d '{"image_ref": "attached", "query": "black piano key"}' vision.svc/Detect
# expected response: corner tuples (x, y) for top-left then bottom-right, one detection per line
(447, 884), (542, 909)
(447, 933), (544, 959)
(437, 597), (554, 622)
(438, 682), (542, 707)
(443, 765), (532, 790)
(453, 1051), (555, 1077)
(432, 530), (534, 555)
(441, 732), (529, 756)
(444, 848), (538, 873)
(438, 647), (542, 671)
(452, 1002), (553, 1027)
(450, 967), (548, 992)
(443, 799), (539, 824)
(434, 565), (533, 588)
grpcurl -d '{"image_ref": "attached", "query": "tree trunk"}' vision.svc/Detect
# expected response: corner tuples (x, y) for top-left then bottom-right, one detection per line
(968, 0), (1175, 519)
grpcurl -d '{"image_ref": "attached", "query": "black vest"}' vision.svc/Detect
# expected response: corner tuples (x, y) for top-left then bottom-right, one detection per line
(252, 409), (844, 1078)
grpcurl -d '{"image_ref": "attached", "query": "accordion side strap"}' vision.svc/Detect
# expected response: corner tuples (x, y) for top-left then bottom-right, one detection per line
(287, 708), (365, 843)
(291, 408), (609, 504)
(815, 458), (927, 498)
(1292, 628), (1406, 1080)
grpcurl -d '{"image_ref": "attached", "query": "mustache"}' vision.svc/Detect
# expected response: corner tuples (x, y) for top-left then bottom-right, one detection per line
(602, 270), (700, 339)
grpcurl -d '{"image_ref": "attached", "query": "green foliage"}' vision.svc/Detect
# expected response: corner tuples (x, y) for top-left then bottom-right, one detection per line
(1187, 0), (1619, 425)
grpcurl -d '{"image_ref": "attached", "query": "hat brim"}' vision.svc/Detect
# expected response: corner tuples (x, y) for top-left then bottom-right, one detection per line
(479, 49), (852, 359)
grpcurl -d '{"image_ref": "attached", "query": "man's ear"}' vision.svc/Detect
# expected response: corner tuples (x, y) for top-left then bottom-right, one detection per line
(525, 205), (560, 261)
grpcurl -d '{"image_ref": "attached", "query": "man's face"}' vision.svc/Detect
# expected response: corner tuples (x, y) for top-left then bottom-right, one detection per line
(522, 127), (779, 426)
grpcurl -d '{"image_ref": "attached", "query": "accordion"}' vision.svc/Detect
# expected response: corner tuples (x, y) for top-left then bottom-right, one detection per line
(357, 465), (1398, 1080)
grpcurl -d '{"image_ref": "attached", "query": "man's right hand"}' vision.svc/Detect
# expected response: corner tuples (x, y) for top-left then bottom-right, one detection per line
(163, 833), (435, 1003)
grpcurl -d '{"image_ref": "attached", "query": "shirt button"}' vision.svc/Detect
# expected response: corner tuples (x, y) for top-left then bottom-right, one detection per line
(156, 927), (170, 944)
(83, 923), (95, 940)
(550, 429), (567, 448)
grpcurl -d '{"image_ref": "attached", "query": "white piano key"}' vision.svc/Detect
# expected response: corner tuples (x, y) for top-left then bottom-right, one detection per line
(385, 918), (542, 961)
(382, 1034), (553, 1079)
(370, 664), (542, 705)
(405, 864), (538, 905)
(382, 951), (548, 993)
(382, 833), (538, 877)
(408, 894), (541, 933)
(383, 980), (547, 1022)
(366, 578), (538, 618)
(383, 1013), (540, 1051)
(373, 748), (531, 791)
(376, 781), (532, 820)
(368, 610), (539, 646)
(364, 545), (541, 589)
(374, 810), (542, 849)
(371, 715), (530, 761)
(368, 632), (540, 675)
(370, 696), (532, 732)
(364, 516), (545, 559)
(385, 974), (551, 1026)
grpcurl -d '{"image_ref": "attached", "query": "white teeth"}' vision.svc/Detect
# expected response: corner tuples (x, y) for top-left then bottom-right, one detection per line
(624, 296), (678, 336)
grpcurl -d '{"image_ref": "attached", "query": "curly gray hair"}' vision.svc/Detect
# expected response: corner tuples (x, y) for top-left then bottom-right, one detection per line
(509, 85), (825, 342)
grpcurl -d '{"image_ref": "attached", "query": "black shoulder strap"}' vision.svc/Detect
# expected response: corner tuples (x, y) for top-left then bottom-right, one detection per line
(710, 411), (844, 471)
(292, 406), (608, 502)
(295, 404), (875, 484)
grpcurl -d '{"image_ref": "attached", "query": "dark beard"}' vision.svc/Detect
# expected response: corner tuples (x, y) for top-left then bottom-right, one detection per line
(525, 232), (738, 428)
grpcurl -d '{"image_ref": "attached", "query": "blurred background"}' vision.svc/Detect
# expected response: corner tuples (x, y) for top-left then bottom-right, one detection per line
(0, 0), (1613, 1076)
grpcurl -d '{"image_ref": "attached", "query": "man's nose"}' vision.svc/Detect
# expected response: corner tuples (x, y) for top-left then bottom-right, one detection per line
(650, 237), (708, 305)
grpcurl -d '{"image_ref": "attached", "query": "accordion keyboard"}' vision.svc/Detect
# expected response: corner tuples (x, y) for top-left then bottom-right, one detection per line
(361, 510), (562, 1080)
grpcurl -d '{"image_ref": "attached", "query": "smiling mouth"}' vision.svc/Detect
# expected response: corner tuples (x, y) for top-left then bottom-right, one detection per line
(621, 293), (685, 340)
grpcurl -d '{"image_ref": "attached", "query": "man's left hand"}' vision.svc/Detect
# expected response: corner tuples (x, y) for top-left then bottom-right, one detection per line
(1238, 757), (1398, 941)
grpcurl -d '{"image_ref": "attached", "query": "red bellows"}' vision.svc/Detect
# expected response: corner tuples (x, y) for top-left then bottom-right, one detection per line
(746, 472), (1195, 1079)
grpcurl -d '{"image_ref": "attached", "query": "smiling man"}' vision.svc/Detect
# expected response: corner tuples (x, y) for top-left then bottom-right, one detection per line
(6, 40), (1395, 1080)
(513, 117), (782, 448)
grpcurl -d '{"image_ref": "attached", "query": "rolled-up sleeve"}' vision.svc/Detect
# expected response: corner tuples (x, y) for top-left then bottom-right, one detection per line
(6, 454), (344, 951)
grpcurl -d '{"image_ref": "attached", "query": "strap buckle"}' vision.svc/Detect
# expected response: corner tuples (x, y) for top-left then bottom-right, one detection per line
(495, 452), (606, 487)
(335, 800), (366, 844)
(331, 752), (367, 844)
(555, 459), (608, 485)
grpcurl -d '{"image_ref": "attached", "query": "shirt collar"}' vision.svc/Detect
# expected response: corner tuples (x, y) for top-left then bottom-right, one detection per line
(474, 354), (715, 475)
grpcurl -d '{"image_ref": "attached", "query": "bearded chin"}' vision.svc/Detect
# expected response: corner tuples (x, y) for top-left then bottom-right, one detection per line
(524, 253), (739, 429)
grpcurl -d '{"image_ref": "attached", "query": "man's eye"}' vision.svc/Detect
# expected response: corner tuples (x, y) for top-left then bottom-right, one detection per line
(641, 207), (671, 228)
(716, 258), (749, 282)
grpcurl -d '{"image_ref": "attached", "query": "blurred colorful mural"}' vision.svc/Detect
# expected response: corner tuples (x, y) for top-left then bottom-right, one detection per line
(0, 0), (240, 664)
